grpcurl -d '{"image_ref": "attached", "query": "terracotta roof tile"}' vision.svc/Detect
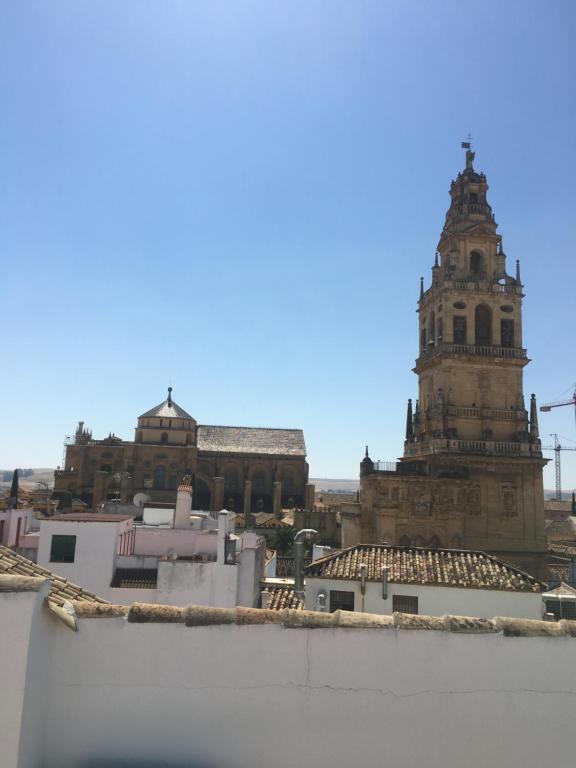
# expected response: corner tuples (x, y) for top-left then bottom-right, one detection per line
(0, 545), (108, 606)
(304, 544), (545, 593)
(263, 585), (304, 611)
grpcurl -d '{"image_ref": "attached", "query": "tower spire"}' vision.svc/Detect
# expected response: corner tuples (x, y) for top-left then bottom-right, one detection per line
(515, 259), (521, 283)
(529, 394), (540, 441)
(405, 399), (414, 442)
(167, 386), (173, 405)
(420, 276), (424, 299)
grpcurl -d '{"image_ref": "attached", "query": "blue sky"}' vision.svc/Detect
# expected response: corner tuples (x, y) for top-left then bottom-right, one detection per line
(1, 1), (575, 488)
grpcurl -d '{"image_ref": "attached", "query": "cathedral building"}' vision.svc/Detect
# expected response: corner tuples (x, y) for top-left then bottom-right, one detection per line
(54, 388), (313, 516)
(341, 146), (547, 577)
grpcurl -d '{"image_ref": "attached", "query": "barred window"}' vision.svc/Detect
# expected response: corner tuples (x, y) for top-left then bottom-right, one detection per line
(545, 600), (576, 621)
(330, 590), (355, 612)
(393, 595), (418, 614)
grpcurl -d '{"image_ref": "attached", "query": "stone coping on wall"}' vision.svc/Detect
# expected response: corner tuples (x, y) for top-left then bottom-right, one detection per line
(69, 600), (576, 638)
(3, 576), (576, 638)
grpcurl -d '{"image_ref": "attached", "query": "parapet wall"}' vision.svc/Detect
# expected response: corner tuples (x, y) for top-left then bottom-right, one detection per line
(3, 581), (576, 768)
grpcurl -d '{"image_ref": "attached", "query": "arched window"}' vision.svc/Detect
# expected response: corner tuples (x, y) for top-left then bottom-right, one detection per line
(153, 466), (166, 490)
(470, 251), (483, 277)
(160, 432), (168, 444)
(475, 304), (492, 346)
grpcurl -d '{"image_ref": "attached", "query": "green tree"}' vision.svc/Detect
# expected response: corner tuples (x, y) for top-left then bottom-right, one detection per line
(8, 469), (18, 509)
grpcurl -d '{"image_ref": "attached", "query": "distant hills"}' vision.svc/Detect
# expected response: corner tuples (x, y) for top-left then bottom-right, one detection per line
(0, 469), (573, 500)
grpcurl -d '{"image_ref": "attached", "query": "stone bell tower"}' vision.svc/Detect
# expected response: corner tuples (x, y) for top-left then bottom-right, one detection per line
(410, 144), (533, 450)
(342, 145), (547, 577)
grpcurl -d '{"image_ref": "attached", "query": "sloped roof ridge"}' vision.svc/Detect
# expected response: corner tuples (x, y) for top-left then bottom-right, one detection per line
(0, 545), (109, 606)
(303, 543), (546, 592)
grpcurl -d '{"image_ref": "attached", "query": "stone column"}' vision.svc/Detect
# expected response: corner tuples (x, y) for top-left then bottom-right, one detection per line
(243, 479), (253, 526)
(273, 481), (282, 519)
(305, 483), (316, 511)
(212, 477), (225, 511)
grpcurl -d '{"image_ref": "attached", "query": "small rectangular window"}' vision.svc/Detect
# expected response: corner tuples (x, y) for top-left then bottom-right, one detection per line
(330, 590), (355, 612)
(393, 595), (419, 614)
(50, 535), (76, 563)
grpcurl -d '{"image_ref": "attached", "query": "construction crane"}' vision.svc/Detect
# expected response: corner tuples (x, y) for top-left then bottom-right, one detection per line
(541, 434), (576, 501)
(540, 388), (576, 418)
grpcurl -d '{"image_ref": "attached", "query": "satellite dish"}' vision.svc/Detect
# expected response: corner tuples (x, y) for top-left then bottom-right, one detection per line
(133, 492), (150, 508)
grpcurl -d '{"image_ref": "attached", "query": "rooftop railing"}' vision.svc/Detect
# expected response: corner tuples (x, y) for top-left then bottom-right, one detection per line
(404, 438), (541, 457)
(418, 342), (527, 362)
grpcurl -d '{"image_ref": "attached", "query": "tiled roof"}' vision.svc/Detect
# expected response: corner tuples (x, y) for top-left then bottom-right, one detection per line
(197, 425), (306, 456)
(549, 542), (576, 557)
(543, 582), (576, 597)
(304, 544), (545, 593)
(139, 398), (194, 420)
(0, 545), (108, 606)
(263, 585), (304, 610)
(111, 568), (158, 589)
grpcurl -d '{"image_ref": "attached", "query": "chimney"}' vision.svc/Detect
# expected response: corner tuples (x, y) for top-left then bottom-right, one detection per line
(174, 483), (192, 528)
(217, 509), (232, 565)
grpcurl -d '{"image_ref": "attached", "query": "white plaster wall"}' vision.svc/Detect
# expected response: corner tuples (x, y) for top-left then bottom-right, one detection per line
(156, 560), (239, 608)
(0, 509), (31, 547)
(0, 590), (37, 768)
(134, 527), (217, 557)
(37, 521), (120, 596)
(304, 578), (543, 619)
(38, 616), (576, 768)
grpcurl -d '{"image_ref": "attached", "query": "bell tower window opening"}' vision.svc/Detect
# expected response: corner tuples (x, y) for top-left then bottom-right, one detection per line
(437, 317), (443, 342)
(501, 319), (515, 348)
(453, 316), (467, 345)
(428, 312), (436, 346)
(475, 304), (492, 346)
(160, 432), (168, 444)
(470, 250), (483, 278)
